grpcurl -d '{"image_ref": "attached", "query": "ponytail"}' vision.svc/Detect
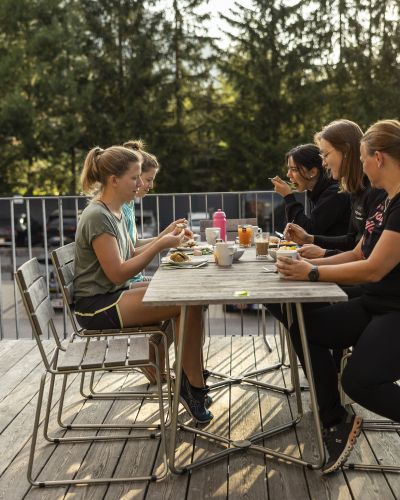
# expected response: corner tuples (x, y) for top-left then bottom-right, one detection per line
(80, 145), (141, 197)
(123, 138), (160, 173)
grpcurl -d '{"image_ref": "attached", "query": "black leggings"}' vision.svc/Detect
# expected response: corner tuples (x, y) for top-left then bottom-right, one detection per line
(267, 298), (400, 428)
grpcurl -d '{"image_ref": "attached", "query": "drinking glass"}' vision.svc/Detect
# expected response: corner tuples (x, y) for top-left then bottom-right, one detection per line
(255, 232), (270, 259)
(237, 225), (253, 247)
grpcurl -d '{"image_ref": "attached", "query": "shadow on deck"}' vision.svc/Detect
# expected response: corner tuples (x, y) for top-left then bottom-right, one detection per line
(0, 334), (399, 500)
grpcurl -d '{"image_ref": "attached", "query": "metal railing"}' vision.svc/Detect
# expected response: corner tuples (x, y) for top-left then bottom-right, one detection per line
(0, 191), (306, 340)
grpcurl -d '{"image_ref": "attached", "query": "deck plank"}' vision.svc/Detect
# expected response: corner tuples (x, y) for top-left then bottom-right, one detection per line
(101, 373), (166, 500)
(0, 337), (397, 500)
(253, 334), (312, 500)
(349, 404), (400, 498)
(25, 372), (131, 500)
(0, 341), (56, 433)
(65, 372), (150, 500)
(186, 336), (230, 498)
(0, 340), (55, 405)
(280, 344), (396, 500)
(228, 336), (269, 499)
(0, 370), (79, 499)
(0, 342), (60, 477)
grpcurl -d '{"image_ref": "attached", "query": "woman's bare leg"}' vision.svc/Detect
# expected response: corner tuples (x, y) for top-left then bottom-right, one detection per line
(174, 306), (205, 387)
(118, 287), (204, 387)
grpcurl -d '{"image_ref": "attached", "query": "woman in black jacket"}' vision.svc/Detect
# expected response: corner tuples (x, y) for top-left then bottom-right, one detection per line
(284, 120), (385, 257)
(271, 144), (351, 237)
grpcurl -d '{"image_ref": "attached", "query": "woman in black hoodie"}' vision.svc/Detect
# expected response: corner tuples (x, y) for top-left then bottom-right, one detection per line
(284, 120), (385, 258)
(271, 144), (351, 236)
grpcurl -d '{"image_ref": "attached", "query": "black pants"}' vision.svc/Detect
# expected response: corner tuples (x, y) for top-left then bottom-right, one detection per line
(267, 298), (400, 428)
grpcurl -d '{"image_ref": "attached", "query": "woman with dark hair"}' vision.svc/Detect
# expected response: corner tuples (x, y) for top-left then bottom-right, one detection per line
(276, 119), (400, 473)
(271, 143), (351, 236)
(285, 120), (385, 257)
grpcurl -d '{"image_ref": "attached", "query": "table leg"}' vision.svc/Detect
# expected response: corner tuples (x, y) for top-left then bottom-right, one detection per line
(169, 302), (326, 473)
(286, 303), (303, 418)
(168, 305), (188, 474)
(295, 302), (326, 468)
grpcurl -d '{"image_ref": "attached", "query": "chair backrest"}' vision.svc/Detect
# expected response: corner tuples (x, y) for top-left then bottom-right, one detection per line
(200, 218), (257, 242)
(15, 258), (59, 369)
(51, 242), (80, 335)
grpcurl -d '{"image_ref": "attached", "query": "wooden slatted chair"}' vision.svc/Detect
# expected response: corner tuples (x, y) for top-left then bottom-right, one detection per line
(16, 258), (168, 487)
(51, 242), (172, 401)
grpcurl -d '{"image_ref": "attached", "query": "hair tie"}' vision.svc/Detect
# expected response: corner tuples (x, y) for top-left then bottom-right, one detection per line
(93, 147), (104, 166)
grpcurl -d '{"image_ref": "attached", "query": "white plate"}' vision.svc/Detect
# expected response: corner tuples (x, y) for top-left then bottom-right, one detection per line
(174, 243), (212, 252)
(162, 256), (208, 266)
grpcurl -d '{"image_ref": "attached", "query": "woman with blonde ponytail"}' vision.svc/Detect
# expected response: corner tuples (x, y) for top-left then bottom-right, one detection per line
(74, 145), (213, 424)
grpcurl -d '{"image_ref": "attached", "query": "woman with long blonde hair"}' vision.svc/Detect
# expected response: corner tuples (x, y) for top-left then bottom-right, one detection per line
(73, 145), (213, 423)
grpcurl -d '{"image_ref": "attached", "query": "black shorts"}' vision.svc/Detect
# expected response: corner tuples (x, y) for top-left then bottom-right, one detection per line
(74, 288), (129, 330)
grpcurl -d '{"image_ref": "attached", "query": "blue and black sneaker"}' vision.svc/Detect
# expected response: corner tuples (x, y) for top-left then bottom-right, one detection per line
(180, 371), (214, 424)
(203, 370), (213, 408)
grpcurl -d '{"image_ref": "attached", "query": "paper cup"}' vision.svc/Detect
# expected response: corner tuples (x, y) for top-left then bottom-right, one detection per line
(276, 249), (298, 277)
(205, 227), (220, 245)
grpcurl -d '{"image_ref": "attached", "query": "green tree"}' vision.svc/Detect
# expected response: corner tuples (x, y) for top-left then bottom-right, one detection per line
(152, 0), (219, 192)
(0, 0), (91, 194)
(217, 0), (321, 190)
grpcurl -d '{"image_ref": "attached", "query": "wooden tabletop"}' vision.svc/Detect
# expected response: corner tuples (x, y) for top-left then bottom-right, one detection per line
(143, 248), (348, 306)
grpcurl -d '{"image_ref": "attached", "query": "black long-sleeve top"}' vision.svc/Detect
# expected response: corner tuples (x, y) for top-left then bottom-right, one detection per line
(283, 174), (351, 236)
(313, 184), (386, 256)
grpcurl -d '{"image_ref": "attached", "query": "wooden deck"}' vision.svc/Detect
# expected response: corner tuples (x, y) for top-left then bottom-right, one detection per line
(0, 334), (399, 500)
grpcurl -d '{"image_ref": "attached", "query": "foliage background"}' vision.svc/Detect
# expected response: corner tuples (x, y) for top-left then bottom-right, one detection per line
(0, 0), (399, 195)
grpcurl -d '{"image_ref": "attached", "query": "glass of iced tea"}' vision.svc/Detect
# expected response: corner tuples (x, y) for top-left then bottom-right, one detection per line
(237, 224), (253, 247)
(255, 232), (270, 259)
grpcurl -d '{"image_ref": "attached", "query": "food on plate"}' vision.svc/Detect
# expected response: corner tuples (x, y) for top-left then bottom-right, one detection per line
(200, 247), (213, 255)
(279, 245), (298, 251)
(169, 251), (190, 263)
(180, 239), (197, 248)
(269, 236), (280, 246)
(279, 240), (297, 246)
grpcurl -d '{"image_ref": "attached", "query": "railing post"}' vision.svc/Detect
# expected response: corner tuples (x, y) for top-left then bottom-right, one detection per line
(0, 254), (4, 340)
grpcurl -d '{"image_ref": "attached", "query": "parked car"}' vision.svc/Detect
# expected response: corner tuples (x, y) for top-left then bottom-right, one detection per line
(135, 209), (157, 239)
(188, 211), (209, 235)
(0, 213), (43, 247)
(47, 209), (80, 247)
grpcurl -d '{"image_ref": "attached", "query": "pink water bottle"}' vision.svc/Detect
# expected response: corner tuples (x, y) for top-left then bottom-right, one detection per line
(212, 209), (227, 241)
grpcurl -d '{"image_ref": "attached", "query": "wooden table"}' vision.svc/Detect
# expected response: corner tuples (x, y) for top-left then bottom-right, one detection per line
(143, 248), (348, 473)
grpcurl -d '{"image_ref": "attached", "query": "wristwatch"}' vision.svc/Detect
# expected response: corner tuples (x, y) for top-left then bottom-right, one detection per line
(308, 265), (319, 282)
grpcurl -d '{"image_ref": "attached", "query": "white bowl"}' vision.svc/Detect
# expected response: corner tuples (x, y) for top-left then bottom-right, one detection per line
(268, 248), (278, 261)
(232, 249), (244, 262)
